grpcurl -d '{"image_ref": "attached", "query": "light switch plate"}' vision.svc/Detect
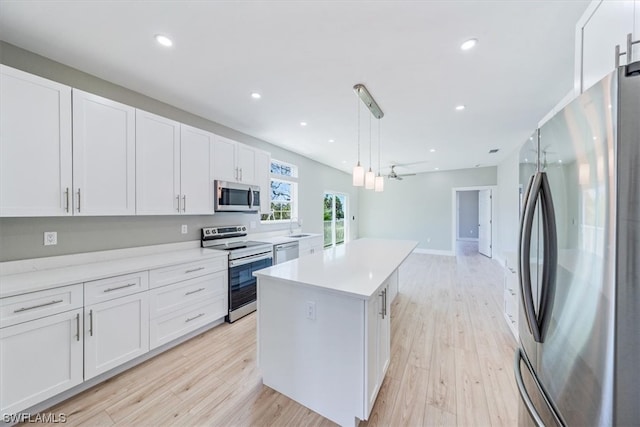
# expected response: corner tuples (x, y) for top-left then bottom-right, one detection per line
(44, 231), (57, 246)
(181, 225), (188, 234)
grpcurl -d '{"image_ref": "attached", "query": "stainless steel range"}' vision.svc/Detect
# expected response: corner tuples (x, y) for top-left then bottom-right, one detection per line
(201, 225), (273, 323)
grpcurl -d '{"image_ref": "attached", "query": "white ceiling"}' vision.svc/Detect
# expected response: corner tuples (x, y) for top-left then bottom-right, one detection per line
(0, 0), (590, 176)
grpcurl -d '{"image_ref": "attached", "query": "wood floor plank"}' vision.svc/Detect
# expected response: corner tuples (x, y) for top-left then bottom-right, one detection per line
(26, 241), (517, 427)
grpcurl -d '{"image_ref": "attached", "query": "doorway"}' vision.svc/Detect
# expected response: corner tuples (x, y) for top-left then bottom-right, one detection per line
(324, 192), (347, 248)
(452, 186), (495, 258)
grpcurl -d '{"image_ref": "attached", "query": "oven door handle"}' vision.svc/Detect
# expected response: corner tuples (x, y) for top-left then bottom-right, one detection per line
(229, 253), (272, 267)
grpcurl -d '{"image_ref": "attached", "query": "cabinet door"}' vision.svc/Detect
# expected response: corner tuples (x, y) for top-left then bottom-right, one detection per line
(0, 309), (83, 415)
(84, 292), (149, 380)
(255, 149), (272, 215)
(365, 293), (380, 416)
(72, 90), (135, 215)
(180, 125), (213, 214)
(581, 0), (635, 90)
(212, 135), (237, 182)
(378, 285), (390, 377)
(0, 65), (72, 217)
(136, 110), (181, 215)
(236, 144), (256, 183)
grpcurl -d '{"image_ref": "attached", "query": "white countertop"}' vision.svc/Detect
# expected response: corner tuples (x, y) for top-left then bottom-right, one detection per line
(0, 247), (227, 299)
(254, 238), (417, 299)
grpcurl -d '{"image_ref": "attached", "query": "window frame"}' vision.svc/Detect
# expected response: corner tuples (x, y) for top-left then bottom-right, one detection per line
(260, 159), (299, 224)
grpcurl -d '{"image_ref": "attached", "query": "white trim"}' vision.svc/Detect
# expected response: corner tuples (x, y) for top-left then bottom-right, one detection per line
(412, 248), (455, 257)
(452, 185), (496, 259)
(457, 237), (479, 242)
(574, 0), (603, 94)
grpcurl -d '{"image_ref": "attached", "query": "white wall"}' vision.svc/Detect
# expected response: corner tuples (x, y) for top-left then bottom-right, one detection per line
(358, 167), (497, 255)
(495, 147), (521, 265)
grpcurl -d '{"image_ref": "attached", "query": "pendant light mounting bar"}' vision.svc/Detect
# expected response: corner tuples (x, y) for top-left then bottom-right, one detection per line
(353, 84), (384, 119)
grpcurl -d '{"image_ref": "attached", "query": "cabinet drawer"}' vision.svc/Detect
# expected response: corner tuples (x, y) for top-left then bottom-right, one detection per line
(149, 295), (227, 350)
(149, 271), (227, 319)
(149, 256), (227, 289)
(84, 271), (149, 305)
(1, 284), (83, 328)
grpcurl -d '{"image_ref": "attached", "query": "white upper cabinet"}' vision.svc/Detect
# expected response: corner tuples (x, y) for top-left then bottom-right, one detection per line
(236, 144), (256, 184)
(136, 110), (181, 215)
(72, 90), (136, 215)
(212, 135), (238, 182)
(0, 65), (72, 217)
(580, 0), (636, 91)
(180, 124), (213, 214)
(136, 111), (214, 215)
(254, 149), (271, 215)
(212, 135), (258, 184)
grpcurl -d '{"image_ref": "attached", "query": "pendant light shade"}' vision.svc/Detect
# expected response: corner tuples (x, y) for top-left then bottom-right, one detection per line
(374, 174), (384, 192)
(365, 168), (375, 189)
(353, 163), (364, 186)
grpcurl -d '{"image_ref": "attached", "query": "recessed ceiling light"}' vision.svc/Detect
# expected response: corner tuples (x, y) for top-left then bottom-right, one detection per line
(460, 38), (478, 51)
(529, 137), (534, 141)
(525, 158), (529, 162)
(558, 159), (563, 163)
(155, 34), (173, 47)
(300, 122), (307, 127)
(435, 167), (440, 171)
(250, 92), (261, 99)
(455, 105), (465, 111)
(430, 148), (436, 153)
(342, 160), (347, 164)
(328, 139), (335, 143)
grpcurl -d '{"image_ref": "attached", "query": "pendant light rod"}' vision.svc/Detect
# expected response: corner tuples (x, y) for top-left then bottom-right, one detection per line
(353, 84), (384, 119)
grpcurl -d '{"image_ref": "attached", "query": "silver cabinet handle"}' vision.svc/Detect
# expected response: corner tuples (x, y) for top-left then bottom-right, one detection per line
(76, 188), (81, 212)
(383, 288), (387, 318)
(182, 195), (186, 212)
(185, 313), (205, 323)
(176, 195), (180, 212)
(240, 168), (243, 181)
(185, 267), (205, 274)
(104, 283), (137, 293)
(75, 313), (80, 341)
(14, 299), (64, 313)
(185, 287), (205, 296)
(89, 309), (94, 336)
(235, 167), (239, 180)
(65, 188), (70, 213)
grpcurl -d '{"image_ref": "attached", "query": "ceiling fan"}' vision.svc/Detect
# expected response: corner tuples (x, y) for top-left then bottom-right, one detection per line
(388, 165), (416, 181)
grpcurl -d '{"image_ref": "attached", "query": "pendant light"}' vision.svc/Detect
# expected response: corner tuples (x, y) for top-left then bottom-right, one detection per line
(365, 113), (375, 189)
(374, 119), (384, 192)
(352, 95), (364, 187)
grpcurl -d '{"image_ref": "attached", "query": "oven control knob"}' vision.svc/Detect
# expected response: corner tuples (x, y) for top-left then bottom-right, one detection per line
(205, 229), (210, 235)
(241, 226), (247, 232)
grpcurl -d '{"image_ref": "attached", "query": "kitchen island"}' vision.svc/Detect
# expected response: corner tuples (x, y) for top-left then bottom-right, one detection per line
(254, 238), (417, 427)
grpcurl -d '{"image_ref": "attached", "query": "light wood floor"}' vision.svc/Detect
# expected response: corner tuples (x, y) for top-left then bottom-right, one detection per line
(33, 247), (518, 426)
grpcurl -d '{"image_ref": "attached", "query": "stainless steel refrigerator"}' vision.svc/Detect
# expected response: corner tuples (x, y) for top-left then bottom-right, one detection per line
(515, 62), (640, 426)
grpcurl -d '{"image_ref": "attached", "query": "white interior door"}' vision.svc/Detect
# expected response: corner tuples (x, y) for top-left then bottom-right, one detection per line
(478, 189), (492, 257)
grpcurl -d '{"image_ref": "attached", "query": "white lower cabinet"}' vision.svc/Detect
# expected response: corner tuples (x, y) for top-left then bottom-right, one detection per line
(149, 270), (228, 349)
(0, 308), (83, 415)
(84, 292), (150, 380)
(364, 281), (390, 417)
(298, 235), (324, 257)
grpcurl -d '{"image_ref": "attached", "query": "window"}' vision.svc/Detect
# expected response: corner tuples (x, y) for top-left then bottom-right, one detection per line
(261, 160), (298, 222)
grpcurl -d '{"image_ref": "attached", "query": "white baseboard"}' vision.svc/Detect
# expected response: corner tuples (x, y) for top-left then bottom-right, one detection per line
(412, 248), (455, 257)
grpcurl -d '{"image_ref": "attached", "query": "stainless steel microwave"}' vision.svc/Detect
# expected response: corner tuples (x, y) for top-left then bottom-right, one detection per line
(214, 180), (260, 212)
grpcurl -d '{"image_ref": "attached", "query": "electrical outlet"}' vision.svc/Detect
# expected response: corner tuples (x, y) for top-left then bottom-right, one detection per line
(44, 231), (57, 246)
(181, 225), (188, 234)
(305, 301), (316, 320)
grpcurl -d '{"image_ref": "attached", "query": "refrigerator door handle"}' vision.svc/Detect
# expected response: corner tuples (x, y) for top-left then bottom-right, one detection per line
(538, 172), (558, 341)
(514, 349), (545, 427)
(519, 172), (543, 342)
